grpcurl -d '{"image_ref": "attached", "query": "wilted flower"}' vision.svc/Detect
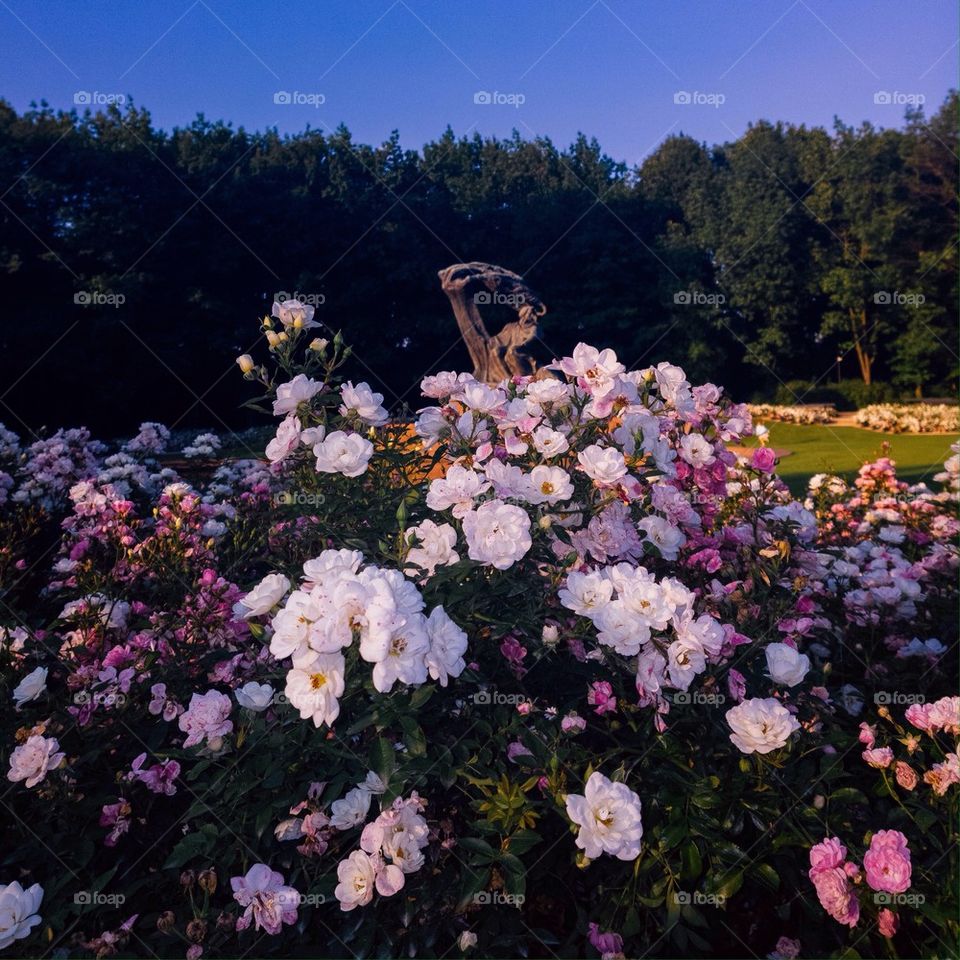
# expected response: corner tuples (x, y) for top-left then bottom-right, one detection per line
(231, 864), (299, 934)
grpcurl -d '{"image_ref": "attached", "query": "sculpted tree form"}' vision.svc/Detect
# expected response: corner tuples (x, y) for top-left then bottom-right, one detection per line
(438, 262), (548, 385)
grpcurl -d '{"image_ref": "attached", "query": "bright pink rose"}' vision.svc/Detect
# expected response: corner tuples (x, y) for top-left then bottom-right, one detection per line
(587, 681), (617, 716)
(751, 447), (776, 474)
(808, 837), (846, 875)
(863, 830), (912, 894)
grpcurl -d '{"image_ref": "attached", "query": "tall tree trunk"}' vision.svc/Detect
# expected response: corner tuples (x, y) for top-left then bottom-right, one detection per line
(850, 307), (873, 384)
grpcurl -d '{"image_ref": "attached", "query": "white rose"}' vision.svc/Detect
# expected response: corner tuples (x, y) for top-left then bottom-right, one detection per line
(12, 666), (47, 710)
(764, 643), (811, 687)
(425, 465), (490, 518)
(272, 298), (318, 328)
(678, 433), (715, 468)
(726, 697), (800, 754)
(339, 381), (388, 425)
(330, 786), (373, 831)
(7, 735), (65, 789)
(522, 465), (573, 505)
(284, 652), (345, 728)
(334, 850), (376, 911)
(577, 445), (627, 485)
(236, 573), (291, 618)
(234, 681), (275, 712)
(564, 771), (643, 861)
(424, 605), (468, 687)
(314, 431), (374, 478)
(0, 881), (43, 950)
(461, 499), (532, 570)
(404, 520), (459, 577)
(265, 414), (302, 463)
(273, 374), (322, 415)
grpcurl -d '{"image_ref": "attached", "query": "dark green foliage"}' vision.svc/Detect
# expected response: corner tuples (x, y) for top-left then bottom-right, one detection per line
(0, 92), (955, 436)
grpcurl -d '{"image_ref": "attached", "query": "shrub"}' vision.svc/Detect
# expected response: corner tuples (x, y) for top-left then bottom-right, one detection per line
(1, 305), (958, 958)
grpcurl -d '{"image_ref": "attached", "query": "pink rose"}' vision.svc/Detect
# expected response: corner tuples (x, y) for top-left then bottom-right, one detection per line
(877, 908), (899, 938)
(810, 867), (860, 926)
(809, 837), (846, 875)
(862, 747), (893, 769)
(904, 703), (934, 733)
(863, 830), (911, 894)
(587, 681), (617, 716)
(894, 761), (918, 791)
(751, 447), (776, 474)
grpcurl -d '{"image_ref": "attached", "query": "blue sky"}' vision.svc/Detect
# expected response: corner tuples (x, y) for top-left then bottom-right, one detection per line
(0, 0), (955, 161)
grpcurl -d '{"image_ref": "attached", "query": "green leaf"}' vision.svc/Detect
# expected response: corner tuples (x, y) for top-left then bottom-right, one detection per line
(830, 787), (869, 805)
(458, 837), (497, 862)
(752, 863), (780, 891)
(504, 829), (542, 856)
(368, 736), (397, 779)
(680, 840), (702, 881)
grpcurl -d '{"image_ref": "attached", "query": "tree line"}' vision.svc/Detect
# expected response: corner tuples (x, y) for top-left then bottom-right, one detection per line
(0, 93), (955, 436)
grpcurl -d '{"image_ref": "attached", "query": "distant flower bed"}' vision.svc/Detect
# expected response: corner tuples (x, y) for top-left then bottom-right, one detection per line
(855, 403), (960, 433)
(748, 403), (835, 424)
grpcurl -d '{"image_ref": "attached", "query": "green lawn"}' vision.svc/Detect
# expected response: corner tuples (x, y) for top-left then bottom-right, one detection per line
(744, 422), (959, 495)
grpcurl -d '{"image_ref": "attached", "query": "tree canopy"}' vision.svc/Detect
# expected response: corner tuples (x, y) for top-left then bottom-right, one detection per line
(0, 93), (955, 435)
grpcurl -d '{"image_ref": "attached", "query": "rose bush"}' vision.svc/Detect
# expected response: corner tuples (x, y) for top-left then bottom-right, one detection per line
(1, 305), (957, 958)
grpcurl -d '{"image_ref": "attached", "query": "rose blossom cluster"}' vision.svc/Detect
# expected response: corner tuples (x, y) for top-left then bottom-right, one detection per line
(239, 550), (468, 727)
(335, 792), (430, 910)
(558, 563), (730, 701)
(264, 375), (385, 475)
(808, 831), (912, 933)
(860, 697), (960, 796)
(413, 344), (749, 574)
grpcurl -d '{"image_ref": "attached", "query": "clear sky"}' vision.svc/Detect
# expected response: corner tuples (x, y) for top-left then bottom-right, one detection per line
(0, 0), (955, 161)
